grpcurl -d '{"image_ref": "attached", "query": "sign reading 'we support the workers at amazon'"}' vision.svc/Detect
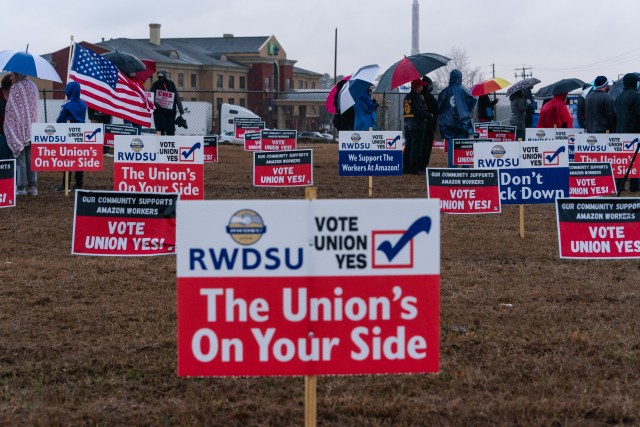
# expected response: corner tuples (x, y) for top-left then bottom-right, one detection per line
(176, 199), (440, 377)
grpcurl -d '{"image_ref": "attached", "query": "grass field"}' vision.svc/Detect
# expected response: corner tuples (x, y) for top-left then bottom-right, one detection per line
(1, 143), (639, 426)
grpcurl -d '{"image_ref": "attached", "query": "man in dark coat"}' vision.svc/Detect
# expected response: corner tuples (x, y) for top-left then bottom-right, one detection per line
(614, 73), (640, 192)
(420, 76), (438, 169)
(403, 79), (429, 174)
(585, 75), (616, 133)
(437, 69), (477, 140)
(150, 70), (184, 135)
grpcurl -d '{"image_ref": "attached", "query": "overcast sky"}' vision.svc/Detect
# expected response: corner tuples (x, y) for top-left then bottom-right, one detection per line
(6, 0), (640, 89)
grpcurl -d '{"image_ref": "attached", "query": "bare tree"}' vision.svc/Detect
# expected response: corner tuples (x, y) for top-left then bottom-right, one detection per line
(432, 47), (485, 91)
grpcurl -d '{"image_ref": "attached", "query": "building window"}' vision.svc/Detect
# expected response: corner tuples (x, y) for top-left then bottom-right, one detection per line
(239, 76), (246, 89)
(239, 98), (246, 107)
(228, 98), (235, 105)
(298, 80), (302, 89)
(228, 75), (235, 89)
(312, 82), (316, 89)
(216, 75), (223, 89)
(191, 97), (196, 101)
(217, 97), (223, 111)
(264, 77), (270, 90)
(191, 74), (196, 88)
(286, 79), (291, 90)
(305, 81), (309, 89)
(178, 73), (184, 87)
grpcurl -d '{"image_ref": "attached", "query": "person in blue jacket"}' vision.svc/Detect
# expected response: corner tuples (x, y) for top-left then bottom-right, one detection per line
(354, 86), (378, 130)
(437, 69), (477, 140)
(56, 81), (87, 191)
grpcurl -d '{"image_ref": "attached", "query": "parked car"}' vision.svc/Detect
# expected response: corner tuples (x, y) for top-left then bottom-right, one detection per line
(298, 131), (331, 143)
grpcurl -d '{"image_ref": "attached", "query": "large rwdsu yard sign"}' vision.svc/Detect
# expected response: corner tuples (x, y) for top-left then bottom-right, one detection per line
(176, 199), (440, 377)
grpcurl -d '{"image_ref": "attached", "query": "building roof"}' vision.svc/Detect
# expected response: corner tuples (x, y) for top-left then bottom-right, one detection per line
(293, 66), (323, 77)
(95, 36), (274, 69)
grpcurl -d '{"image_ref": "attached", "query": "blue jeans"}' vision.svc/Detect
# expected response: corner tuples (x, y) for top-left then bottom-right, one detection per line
(15, 145), (37, 190)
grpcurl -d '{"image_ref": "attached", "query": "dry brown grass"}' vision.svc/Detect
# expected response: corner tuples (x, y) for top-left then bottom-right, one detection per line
(1, 143), (639, 426)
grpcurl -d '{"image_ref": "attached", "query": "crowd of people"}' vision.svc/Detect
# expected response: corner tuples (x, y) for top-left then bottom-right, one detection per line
(0, 69), (184, 196)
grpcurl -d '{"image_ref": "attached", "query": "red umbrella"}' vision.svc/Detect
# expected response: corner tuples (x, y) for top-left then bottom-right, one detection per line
(375, 53), (450, 92)
(325, 75), (350, 114)
(470, 78), (511, 96)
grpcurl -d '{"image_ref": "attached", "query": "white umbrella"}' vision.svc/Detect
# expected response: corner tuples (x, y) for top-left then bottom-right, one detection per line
(338, 64), (380, 113)
(0, 49), (62, 83)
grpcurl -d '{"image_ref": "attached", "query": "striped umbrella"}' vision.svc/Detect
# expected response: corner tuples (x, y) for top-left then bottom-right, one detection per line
(471, 77), (511, 96)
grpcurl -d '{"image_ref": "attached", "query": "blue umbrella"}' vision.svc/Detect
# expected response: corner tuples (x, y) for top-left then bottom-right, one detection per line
(338, 64), (380, 113)
(0, 48), (62, 83)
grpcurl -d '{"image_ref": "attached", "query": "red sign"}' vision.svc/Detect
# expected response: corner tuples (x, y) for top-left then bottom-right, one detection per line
(569, 162), (616, 197)
(204, 136), (218, 163)
(72, 190), (177, 256)
(244, 132), (262, 151)
(235, 119), (264, 139)
(556, 198), (640, 259)
(432, 140), (445, 150)
(451, 139), (491, 166)
(261, 130), (297, 151)
(31, 123), (103, 171)
(104, 124), (138, 147)
(113, 135), (204, 200)
(427, 168), (501, 214)
(573, 152), (640, 179)
(0, 160), (16, 208)
(253, 149), (313, 186)
(176, 199), (441, 376)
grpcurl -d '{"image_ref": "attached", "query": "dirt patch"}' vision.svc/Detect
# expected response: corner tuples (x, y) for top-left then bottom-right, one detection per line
(1, 143), (639, 426)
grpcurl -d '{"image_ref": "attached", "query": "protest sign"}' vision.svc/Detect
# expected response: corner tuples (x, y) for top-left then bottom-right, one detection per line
(338, 131), (403, 176)
(176, 199), (440, 376)
(244, 131), (262, 151)
(204, 136), (218, 163)
(31, 123), (103, 171)
(427, 168), (501, 214)
(254, 149), (313, 187)
(114, 135), (204, 200)
(450, 139), (492, 166)
(261, 130), (297, 151)
(155, 90), (175, 110)
(526, 128), (584, 161)
(569, 162), (616, 197)
(104, 124), (138, 147)
(235, 118), (264, 139)
(0, 159), (15, 208)
(432, 140), (445, 150)
(556, 197), (640, 259)
(474, 140), (569, 204)
(475, 124), (516, 142)
(573, 134), (640, 179)
(72, 190), (177, 256)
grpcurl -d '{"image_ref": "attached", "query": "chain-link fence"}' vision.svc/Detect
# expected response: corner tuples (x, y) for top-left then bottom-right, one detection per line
(39, 89), (522, 136)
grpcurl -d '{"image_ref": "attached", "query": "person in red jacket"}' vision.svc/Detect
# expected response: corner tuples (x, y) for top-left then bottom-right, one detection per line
(537, 93), (573, 128)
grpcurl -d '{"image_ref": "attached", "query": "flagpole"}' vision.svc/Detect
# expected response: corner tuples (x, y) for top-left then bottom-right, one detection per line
(66, 36), (75, 84)
(61, 36), (76, 196)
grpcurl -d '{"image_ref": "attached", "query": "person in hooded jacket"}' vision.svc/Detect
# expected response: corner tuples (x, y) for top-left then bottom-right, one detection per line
(537, 93), (573, 129)
(420, 76), (438, 169)
(615, 73), (640, 192)
(509, 89), (530, 140)
(55, 81), (87, 191)
(354, 86), (377, 131)
(438, 69), (477, 140)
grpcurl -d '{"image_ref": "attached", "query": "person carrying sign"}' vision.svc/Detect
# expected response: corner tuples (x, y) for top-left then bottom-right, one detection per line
(150, 70), (184, 136)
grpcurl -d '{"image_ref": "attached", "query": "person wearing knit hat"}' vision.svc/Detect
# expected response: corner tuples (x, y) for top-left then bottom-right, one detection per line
(614, 73), (640, 192)
(585, 75), (616, 134)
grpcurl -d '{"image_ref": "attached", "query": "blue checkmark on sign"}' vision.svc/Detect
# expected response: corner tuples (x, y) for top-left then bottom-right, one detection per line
(181, 142), (201, 159)
(86, 128), (101, 140)
(625, 138), (639, 150)
(376, 216), (431, 262)
(387, 135), (401, 148)
(545, 145), (566, 163)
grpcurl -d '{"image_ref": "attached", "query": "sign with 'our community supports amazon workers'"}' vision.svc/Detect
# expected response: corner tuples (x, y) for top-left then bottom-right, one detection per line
(176, 199), (440, 377)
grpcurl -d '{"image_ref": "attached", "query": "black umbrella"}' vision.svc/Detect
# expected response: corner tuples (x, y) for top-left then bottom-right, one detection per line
(101, 50), (146, 75)
(375, 52), (450, 92)
(609, 72), (640, 101)
(535, 78), (586, 99)
(505, 77), (540, 97)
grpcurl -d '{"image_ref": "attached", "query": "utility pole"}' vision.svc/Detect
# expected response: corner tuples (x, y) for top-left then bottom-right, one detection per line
(514, 65), (532, 80)
(492, 64), (495, 79)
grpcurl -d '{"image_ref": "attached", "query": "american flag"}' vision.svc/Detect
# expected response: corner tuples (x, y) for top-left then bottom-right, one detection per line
(69, 43), (154, 127)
